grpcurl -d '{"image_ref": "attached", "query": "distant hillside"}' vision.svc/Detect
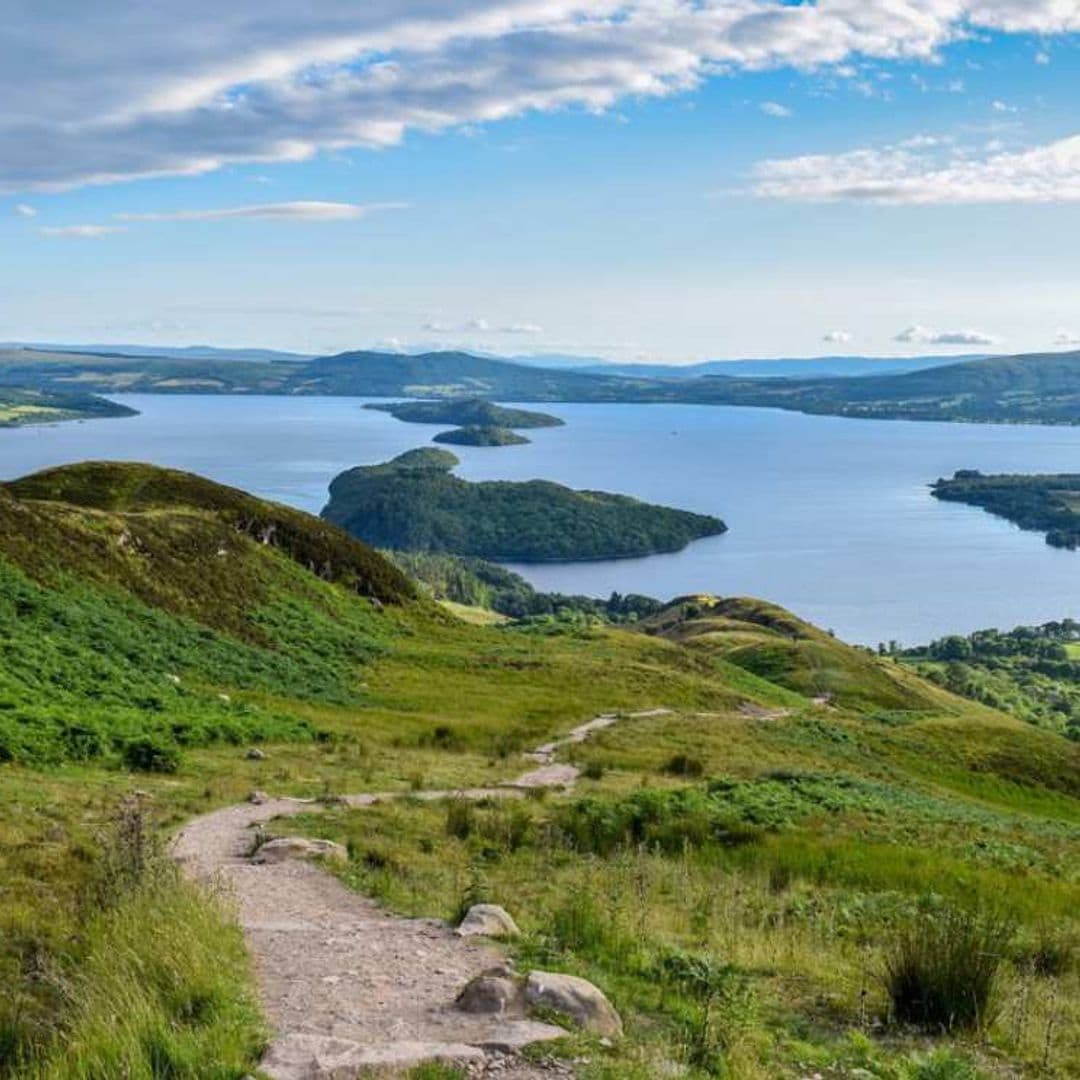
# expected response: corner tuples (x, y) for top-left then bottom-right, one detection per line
(1, 341), (313, 364)
(575, 354), (983, 379)
(684, 349), (1080, 424)
(932, 470), (1080, 548)
(322, 448), (726, 560)
(365, 398), (564, 428)
(4, 341), (1079, 424)
(0, 386), (137, 427)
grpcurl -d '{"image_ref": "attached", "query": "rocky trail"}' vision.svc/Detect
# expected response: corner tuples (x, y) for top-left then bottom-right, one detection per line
(172, 710), (669, 1079)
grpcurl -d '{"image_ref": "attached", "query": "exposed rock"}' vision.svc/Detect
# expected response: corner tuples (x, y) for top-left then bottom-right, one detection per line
(260, 1033), (485, 1080)
(456, 903), (521, 939)
(456, 967), (523, 1015)
(248, 790), (270, 805)
(245, 747), (267, 761)
(524, 971), (622, 1037)
(252, 836), (347, 865)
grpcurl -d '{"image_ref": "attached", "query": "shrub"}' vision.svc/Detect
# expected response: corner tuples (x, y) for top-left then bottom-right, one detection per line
(121, 735), (181, 774)
(445, 799), (477, 841)
(664, 753), (704, 778)
(882, 903), (1014, 1032)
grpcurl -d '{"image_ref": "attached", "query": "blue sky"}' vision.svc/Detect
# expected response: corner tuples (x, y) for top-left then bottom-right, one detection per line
(3, 2), (1080, 363)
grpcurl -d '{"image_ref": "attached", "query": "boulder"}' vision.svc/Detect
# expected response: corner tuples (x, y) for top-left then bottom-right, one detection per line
(455, 966), (522, 1015)
(524, 971), (622, 1037)
(252, 837), (347, 865)
(455, 903), (520, 939)
(248, 790), (270, 805)
(245, 747), (267, 761)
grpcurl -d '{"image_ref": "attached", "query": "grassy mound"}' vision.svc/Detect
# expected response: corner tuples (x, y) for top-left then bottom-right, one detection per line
(642, 595), (948, 711)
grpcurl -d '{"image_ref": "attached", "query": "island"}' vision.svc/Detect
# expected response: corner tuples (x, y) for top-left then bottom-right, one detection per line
(931, 470), (1080, 548)
(365, 397), (564, 429)
(0, 387), (137, 427)
(321, 447), (726, 561)
(433, 425), (529, 447)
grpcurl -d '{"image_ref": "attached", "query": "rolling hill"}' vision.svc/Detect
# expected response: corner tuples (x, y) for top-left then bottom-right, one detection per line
(0, 461), (1078, 1077)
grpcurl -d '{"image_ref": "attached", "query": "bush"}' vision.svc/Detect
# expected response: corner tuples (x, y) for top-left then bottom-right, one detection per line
(121, 735), (181, 774)
(663, 754), (704, 778)
(882, 903), (1014, 1032)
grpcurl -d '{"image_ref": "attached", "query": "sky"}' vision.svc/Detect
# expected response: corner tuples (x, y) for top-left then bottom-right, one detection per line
(3, 1), (1080, 364)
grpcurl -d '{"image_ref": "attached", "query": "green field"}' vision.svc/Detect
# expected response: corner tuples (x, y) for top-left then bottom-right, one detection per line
(0, 464), (1077, 1079)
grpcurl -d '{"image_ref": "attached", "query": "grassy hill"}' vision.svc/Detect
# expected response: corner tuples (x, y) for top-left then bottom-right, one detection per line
(432, 425), (530, 446)
(0, 386), (137, 427)
(5, 343), (1080, 425)
(0, 462), (1078, 1077)
(321, 448), (726, 560)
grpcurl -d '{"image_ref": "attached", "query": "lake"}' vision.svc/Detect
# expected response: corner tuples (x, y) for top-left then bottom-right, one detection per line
(2, 393), (1078, 646)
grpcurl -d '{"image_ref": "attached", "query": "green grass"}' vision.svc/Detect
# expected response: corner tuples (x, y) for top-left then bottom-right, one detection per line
(1, 462), (1078, 1078)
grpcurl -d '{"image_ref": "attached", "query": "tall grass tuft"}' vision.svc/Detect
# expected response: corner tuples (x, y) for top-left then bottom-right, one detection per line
(24, 799), (265, 1079)
(882, 902), (1015, 1033)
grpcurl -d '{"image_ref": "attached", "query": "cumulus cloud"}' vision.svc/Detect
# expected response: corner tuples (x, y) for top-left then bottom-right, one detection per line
(753, 134), (1080, 204)
(4, 2), (1080, 192)
(40, 224), (125, 238)
(14, 203), (37, 218)
(759, 101), (792, 118)
(424, 316), (542, 335)
(895, 325), (999, 346)
(502, 322), (544, 334)
(822, 329), (852, 344)
(115, 200), (403, 222)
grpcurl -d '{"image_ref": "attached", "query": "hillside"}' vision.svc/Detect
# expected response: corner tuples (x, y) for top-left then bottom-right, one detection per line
(931, 470), (1080, 548)
(321, 448), (726, 560)
(688, 350), (1080, 424)
(5, 343), (1080, 425)
(365, 398), (564, 428)
(0, 386), (137, 426)
(0, 462), (1078, 1078)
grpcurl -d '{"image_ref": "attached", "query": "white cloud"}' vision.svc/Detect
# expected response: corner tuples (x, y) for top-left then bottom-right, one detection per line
(753, 134), (1080, 204)
(1035, 51), (1051, 65)
(501, 322), (544, 334)
(1054, 330), (1080, 347)
(464, 318), (491, 332)
(115, 200), (403, 222)
(822, 329), (852, 344)
(40, 223), (125, 238)
(991, 99), (1017, 113)
(895, 325), (999, 346)
(4, 2), (1080, 192)
(759, 101), (792, 119)
(14, 203), (37, 218)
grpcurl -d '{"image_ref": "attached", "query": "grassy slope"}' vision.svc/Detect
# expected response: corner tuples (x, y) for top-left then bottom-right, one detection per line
(0, 464), (1077, 1078)
(0, 387), (136, 427)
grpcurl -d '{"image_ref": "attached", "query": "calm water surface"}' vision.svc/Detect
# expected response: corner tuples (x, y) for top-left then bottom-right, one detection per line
(1, 394), (1078, 646)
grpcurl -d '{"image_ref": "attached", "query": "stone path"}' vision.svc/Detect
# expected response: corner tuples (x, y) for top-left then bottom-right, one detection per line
(172, 709), (669, 1079)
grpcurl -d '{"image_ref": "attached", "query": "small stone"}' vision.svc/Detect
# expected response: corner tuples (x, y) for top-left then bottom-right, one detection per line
(455, 971), (522, 1015)
(248, 790), (270, 805)
(251, 836), (348, 865)
(245, 747), (267, 761)
(455, 903), (521, 939)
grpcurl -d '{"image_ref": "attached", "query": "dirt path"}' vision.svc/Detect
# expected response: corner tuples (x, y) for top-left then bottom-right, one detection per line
(172, 709), (668, 1079)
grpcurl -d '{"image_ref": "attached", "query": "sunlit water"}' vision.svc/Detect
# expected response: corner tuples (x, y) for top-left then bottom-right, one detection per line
(2, 394), (1078, 646)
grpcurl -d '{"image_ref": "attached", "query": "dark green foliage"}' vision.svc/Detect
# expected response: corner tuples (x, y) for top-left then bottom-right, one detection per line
(122, 736), (181, 774)
(882, 903), (1014, 1032)
(386, 550), (662, 622)
(663, 753), (704, 778)
(366, 398), (563, 428)
(323, 450), (725, 561)
(904, 619), (1080, 738)
(433, 425), (529, 446)
(931, 470), (1080, 549)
